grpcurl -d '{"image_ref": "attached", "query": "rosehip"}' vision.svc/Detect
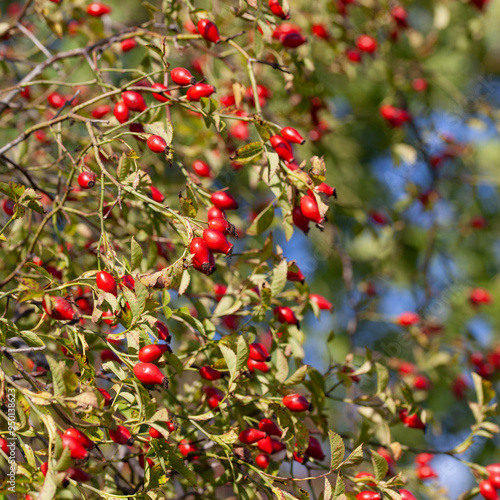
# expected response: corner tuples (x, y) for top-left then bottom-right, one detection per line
(202, 228), (233, 256)
(356, 35), (377, 53)
(397, 312), (420, 326)
(77, 171), (96, 189)
(186, 83), (216, 101)
(416, 464), (438, 479)
(211, 191), (239, 210)
(61, 434), (89, 460)
(209, 217), (236, 237)
(268, 0), (289, 19)
(199, 366), (223, 380)
(171, 67), (196, 86)
(287, 267), (305, 283)
(156, 321), (171, 342)
(486, 464), (500, 475)
(96, 271), (117, 296)
(151, 83), (171, 103)
(179, 439), (199, 459)
(399, 409), (426, 430)
(48, 92), (65, 108)
(346, 48), (362, 62)
(41, 461), (48, 476)
(63, 428), (94, 450)
(113, 101), (130, 123)
(399, 490), (417, 500)
(0, 437), (8, 455)
(391, 6), (409, 27)
(306, 436), (325, 461)
(247, 358), (270, 372)
(300, 195), (324, 224)
(134, 362), (169, 389)
(98, 388), (112, 405)
(470, 288), (492, 305)
(259, 418), (282, 437)
(138, 344), (170, 363)
(281, 127), (305, 145)
(256, 453), (270, 469)
(86, 2), (111, 16)
(43, 296), (79, 321)
(312, 24), (329, 39)
(239, 428), (267, 444)
(91, 104), (111, 119)
(190, 237), (216, 275)
(356, 493), (381, 500)
(274, 306), (298, 325)
(204, 387), (223, 409)
(120, 274), (135, 290)
(281, 32), (307, 48)
(122, 91), (146, 112)
(249, 342), (271, 362)
(197, 19), (221, 44)
(292, 206), (310, 233)
(147, 135), (168, 154)
(67, 467), (90, 482)
(270, 135), (294, 162)
(355, 472), (376, 485)
(309, 293), (333, 311)
(101, 349), (120, 363)
(121, 38), (136, 52)
(415, 453), (434, 465)
(192, 159), (211, 177)
(109, 425), (134, 446)
(282, 393), (311, 412)
(208, 206), (226, 220)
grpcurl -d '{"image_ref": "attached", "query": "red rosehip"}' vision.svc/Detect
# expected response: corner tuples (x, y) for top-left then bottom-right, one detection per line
(274, 306), (298, 325)
(486, 464), (500, 475)
(101, 349), (120, 363)
(399, 409), (426, 430)
(138, 344), (170, 363)
(256, 452), (270, 469)
(122, 91), (146, 112)
(171, 67), (196, 86)
(48, 92), (65, 108)
(190, 237), (216, 275)
(42, 296), (79, 321)
(270, 135), (294, 162)
(346, 48), (362, 62)
(113, 101), (130, 123)
(91, 104), (111, 119)
(356, 34), (377, 53)
(41, 461), (48, 476)
(399, 490), (417, 500)
(192, 159), (211, 177)
(309, 293), (333, 311)
(121, 38), (136, 52)
(356, 493), (381, 500)
(249, 342), (271, 362)
(211, 191), (239, 210)
(120, 274), (135, 290)
(199, 366), (223, 380)
(412, 78), (428, 92)
(259, 419), (282, 437)
(268, 0), (289, 19)
(490, 474), (500, 489)
(156, 321), (171, 342)
(147, 135), (168, 154)
(61, 434), (89, 460)
(186, 83), (216, 101)
(63, 428), (94, 450)
(292, 206), (310, 233)
(247, 358), (270, 372)
(77, 171), (96, 189)
(282, 393), (311, 412)
(391, 6), (409, 27)
(300, 194), (325, 224)
(287, 267), (305, 283)
(203, 228), (233, 256)
(281, 32), (307, 48)
(0, 437), (8, 455)
(281, 127), (305, 145)
(204, 387), (224, 409)
(239, 428), (267, 445)
(151, 83), (171, 103)
(355, 472), (376, 485)
(312, 24), (329, 39)
(306, 436), (325, 461)
(470, 288), (493, 305)
(179, 439), (199, 459)
(67, 467), (90, 482)
(416, 464), (438, 480)
(109, 425), (134, 446)
(86, 2), (111, 16)
(149, 186), (165, 203)
(2, 199), (15, 216)
(134, 362), (168, 389)
(414, 374), (431, 391)
(98, 388), (112, 405)
(96, 271), (117, 296)
(415, 453), (434, 466)
(397, 312), (420, 326)
(209, 218), (236, 237)
(197, 19), (221, 44)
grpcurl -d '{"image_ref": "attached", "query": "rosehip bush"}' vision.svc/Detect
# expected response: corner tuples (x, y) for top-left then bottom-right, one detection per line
(1, 1), (500, 499)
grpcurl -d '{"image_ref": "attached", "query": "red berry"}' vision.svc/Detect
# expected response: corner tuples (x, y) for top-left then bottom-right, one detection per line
(171, 67), (196, 86)
(247, 358), (270, 372)
(61, 434), (89, 460)
(91, 104), (111, 119)
(48, 92), (65, 108)
(211, 191), (239, 210)
(192, 159), (211, 177)
(300, 194), (324, 224)
(190, 237), (216, 275)
(274, 306), (298, 325)
(355, 472), (376, 485)
(179, 439), (199, 459)
(399, 409), (426, 430)
(412, 78), (428, 92)
(486, 464), (500, 475)
(292, 206), (310, 233)
(287, 267), (305, 283)
(134, 362), (168, 388)
(121, 38), (136, 52)
(490, 474), (500, 489)
(259, 419), (282, 437)
(204, 386), (224, 409)
(149, 186), (165, 203)
(149, 426), (167, 439)
(311, 24), (329, 39)
(256, 453), (270, 469)
(122, 91), (146, 112)
(199, 366), (223, 380)
(147, 135), (168, 154)
(151, 83), (171, 103)
(156, 321), (171, 342)
(43, 296), (79, 321)
(282, 393), (311, 412)
(356, 493), (381, 500)
(41, 461), (48, 476)
(209, 218), (236, 237)
(63, 428), (94, 450)
(239, 428), (267, 444)
(415, 453), (434, 466)
(120, 274), (135, 290)
(268, 0), (289, 19)
(77, 171), (96, 189)
(203, 228), (233, 256)
(101, 349), (120, 363)
(397, 312), (420, 326)
(305, 436), (325, 461)
(356, 35), (377, 53)
(67, 467), (90, 482)
(271, 439), (286, 453)
(281, 32), (307, 48)
(309, 293), (333, 311)
(379, 105), (411, 127)
(270, 135), (294, 162)
(96, 271), (117, 296)
(0, 437), (8, 455)
(197, 19), (221, 44)
(109, 425), (134, 446)
(138, 344), (170, 363)
(98, 388), (112, 405)
(186, 83), (216, 101)
(470, 288), (492, 305)
(86, 2), (111, 16)
(281, 127), (305, 145)
(346, 48), (362, 62)
(399, 490), (417, 500)
(416, 464), (438, 479)
(391, 6), (409, 27)
(249, 342), (271, 362)
(113, 101), (130, 123)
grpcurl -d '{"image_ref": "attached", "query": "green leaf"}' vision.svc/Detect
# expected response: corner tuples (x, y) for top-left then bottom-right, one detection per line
(329, 431), (345, 470)
(308, 156), (326, 185)
(220, 344), (237, 377)
(285, 364), (308, 386)
(371, 449), (388, 481)
(324, 477), (334, 500)
(254, 118), (271, 141)
(131, 236), (143, 271)
(375, 362), (390, 395)
(165, 351), (183, 375)
(168, 453), (197, 487)
(53, 445), (72, 472)
(247, 203), (274, 236)
(333, 474), (345, 498)
(47, 357), (66, 398)
(275, 349), (289, 384)
(178, 270), (190, 296)
(179, 191), (198, 217)
(235, 335), (249, 371)
(230, 141), (264, 164)
(270, 258), (288, 297)
(145, 44), (165, 63)
(339, 444), (364, 469)
(19, 330), (45, 347)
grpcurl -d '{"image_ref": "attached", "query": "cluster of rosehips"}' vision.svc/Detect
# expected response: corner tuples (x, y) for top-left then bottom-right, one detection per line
(480, 463), (500, 500)
(415, 453), (437, 481)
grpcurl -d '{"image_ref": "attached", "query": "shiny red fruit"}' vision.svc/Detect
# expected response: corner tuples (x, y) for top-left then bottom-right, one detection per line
(274, 306), (298, 325)
(151, 83), (171, 103)
(281, 127), (305, 145)
(306, 436), (325, 460)
(256, 453), (270, 469)
(149, 426), (166, 439)
(192, 159), (211, 177)
(186, 83), (216, 101)
(399, 490), (417, 500)
(203, 229), (233, 256)
(391, 6), (409, 27)
(197, 19), (221, 44)
(122, 91), (146, 112)
(120, 274), (135, 290)
(211, 191), (239, 210)
(300, 195), (324, 224)
(199, 366), (223, 380)
(204, 387), (224, 409)
(249, 342), (271, 362)
(208, 206), (226, 220)
(121, 38), (136, 52)
(415, 452), (434, 466)
(247, 358), (270, 372)
(310, 293), (333, 311)
(209, 217), (236, 237)
(138, 344), (170, 363)
(77, 171), (96, 189)
(0, 437), (8, 455)
(113, 101), (130, 123)
(470, 288), (493, 305)
(134, 362), (168, 388)
(399, 409), (426, 430)
(312, 24), (329, 39)
(270, 135), (294, 162)
(2, 199), (15, 216)
(43, 296), (79, 321)
(282, 393), (311, 412)
(91, 104), (111, 119)
(397, 312), (420, 326)
(87, 2), (111, 16)
(268, 0), (289, 19)
(63, 428), (94, 450)
(96, 271), (117, 296)
(346, 48), (362, 62)
(48, 92), (65, 108)
(416, 464), (438, 479)
(98, 388), (112, 405)
(239, 428), (266, 444)
(486, 464), (500, 475)
(281, 32), (307, 48)
(315, 182), (336, 197)
(171, 67), (196, 86)
(190, 237), (216, 275)
(41, 461), (48, 476)
(147, 135), (168, 153)
(356, 493), (381, 500)
(292, 206), (310, 233)
(480, 480), (499, 500)
(156, 321), (171, 342)
(61, 434), (89, 460)
(101, 349), (120, 363)
(67, 467), (90, 482)
(258, 418), (282, 437)
(149, 186), (165, 203)
(179, 439), (199, 459)
(109, 425), (134, 445)
(356, 35), (377, 53)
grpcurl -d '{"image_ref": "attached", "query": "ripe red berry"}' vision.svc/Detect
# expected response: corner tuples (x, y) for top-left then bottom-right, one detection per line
(274, 306), (298, 325)
(109, 425), (134, 446)
(300, 194), (324, 224)
(77, 171), (96, 189)
(138, 344), (170, 363)
(190, 237), (216, 275)
(0, 437), (8, 455)
(63, 428), (94, 450)
(96, 271), (117, 296)
(86, 2), (111, 16)
(312, 24), (329, 39)
(147, 135), (168, 154)
(356, 493), (381, 500)
(61, 434), (89, 460)
(149, 427), (162, 439)
(417, 464), (438, 479)
(391, 6), (409, 28)
(415, 453), (434, 466)
(121, 38), (136, 52)
(48, 92), (65, 108)
(156, 321), (171, 342)
(399, 490), (417, 500)
(151, 83), (171, 103)
(149, 186), (165, 203)
(67, 467), (90, 482)
(268, 0), (289, 19)
(197, 19), (221, 44)
(256, 453), (271, 469)
(281, 32), (307, 48)
(282, 393), (311, 412)
(281, 127), (305, 145)
(209, 217), (236, 237)
(186, 83), (216, 102)
(98, 388), (112, 405)
(397, 312), (420, 326)
(211, 191), (239, 210)
(356, 35), (377, 53)
(113, 101), (130, 123)
(120, 274), (135, 290)
(486, 464), (500, 475)
(470, 288), (493, 305)
(399, 409), (426, 430)
(43, 296), (79, 321)
(202, 228), (233, 256)
(292, 206), (310, 233)
(379, 105), (411, 127)
(122, 91), (146, 112)
(346, 48), (362, 63)
(91, 104), (111, 119)
(309, 293), (333, 311)
(199, 366), (223, 380)
(239, 428), (267, 444)
(270, 135), (294, 162)
(259, 418), (282, 437)
(481, 480), (500, 500)
(247, 358), (270, 372)
(249, 343), (271, 362)
(306, 436), (325, 461)
(40, 461), (48, 476)
(355, 472), (376, 485)
(490, 475), (500, 489)
(314, 183), (336, 197)
(204, 387), (224, 409)
(2, 199), (15, 216)
(192, 159), (211, 177)
(412, 78), (428, 92)
(134, 362), (168, 389)
(179, 439), (199, 459)
(101, 349), (120, 363)
(256, 436), (274, 454)
(171, 67), (196, 86)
